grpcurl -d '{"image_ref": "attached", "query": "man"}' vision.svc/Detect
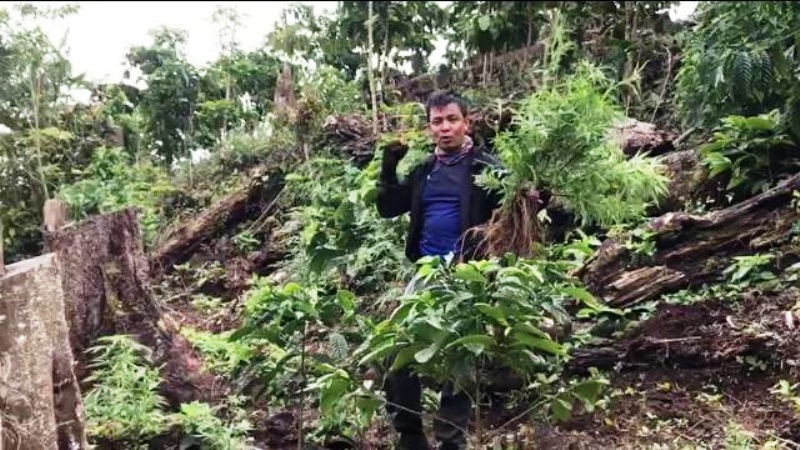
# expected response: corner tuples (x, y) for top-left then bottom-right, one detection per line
(375, 90), (504, 450)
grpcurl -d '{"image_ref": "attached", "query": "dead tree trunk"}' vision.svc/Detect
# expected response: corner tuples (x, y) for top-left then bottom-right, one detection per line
(576, 172), (800, 308)
(46, 208), (209, 407)
(0, 254), (88, 450)
(0, 222), (4, 277)
(42, 199), (68, 235)
(152, 172), (284, 276)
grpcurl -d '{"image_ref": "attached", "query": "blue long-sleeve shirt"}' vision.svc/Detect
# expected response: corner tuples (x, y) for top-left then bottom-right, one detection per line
(419, 154), (471, 257)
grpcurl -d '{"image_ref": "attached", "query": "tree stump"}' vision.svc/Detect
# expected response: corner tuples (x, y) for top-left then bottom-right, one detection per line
(0, 254), (88, 450)
(42, 199), (69, 235)
(0, 222), (5, 277)
(46, 208), (210, 407)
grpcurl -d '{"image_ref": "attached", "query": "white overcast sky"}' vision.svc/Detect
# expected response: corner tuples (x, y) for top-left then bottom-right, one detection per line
(0, 1), (698, 85)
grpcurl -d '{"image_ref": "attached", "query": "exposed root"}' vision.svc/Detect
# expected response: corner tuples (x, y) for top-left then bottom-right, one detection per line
(467, 187), (546, 260)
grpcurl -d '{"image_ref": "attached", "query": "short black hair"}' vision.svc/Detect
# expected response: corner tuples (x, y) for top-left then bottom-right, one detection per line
(425, 90), (469, 121)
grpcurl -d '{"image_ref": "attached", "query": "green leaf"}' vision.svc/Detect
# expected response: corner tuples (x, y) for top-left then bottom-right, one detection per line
(572, 379), (608, 412)
(320, 377), (349, 414)
(389, 302), (415, 324)
(515, 323), (550, 339)
(391, 344), (424, 371)
(415, 344), (439, 363)
(563, 286), (602, 310)
(308, 247), (341, 274)
(335, 290), (357, 314)
(455, 263), (486, 283)
(358, 341), (397, 366)
(478, 14), (491, 31)
(294, 300), (317, 319)
(425, 316), (445, 331)
(475, 303), (509, 326)
(514, 332), (566, 356)
(551, 394), (574, 421)
(445, 334), (496, 356)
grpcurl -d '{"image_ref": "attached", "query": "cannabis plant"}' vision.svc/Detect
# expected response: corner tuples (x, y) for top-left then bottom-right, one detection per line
(83, 335), (170, 445)
(463, 11), (667, 257)
(478, 60), (668, 256)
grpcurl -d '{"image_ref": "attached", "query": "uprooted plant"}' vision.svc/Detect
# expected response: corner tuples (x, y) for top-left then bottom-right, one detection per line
(472, 13), (669, 258)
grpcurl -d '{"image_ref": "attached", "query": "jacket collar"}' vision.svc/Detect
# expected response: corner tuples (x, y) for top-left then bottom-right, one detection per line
(421, 141), (497, 170)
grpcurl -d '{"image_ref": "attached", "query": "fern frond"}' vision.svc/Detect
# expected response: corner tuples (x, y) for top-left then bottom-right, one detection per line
(327, 332), (349, 362)
(730, 51), (753, 102)
(754, 49), (774, 98)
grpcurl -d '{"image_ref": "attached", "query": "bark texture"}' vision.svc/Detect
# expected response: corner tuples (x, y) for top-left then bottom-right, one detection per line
(46, 208), (209, 407)
(611, 118), (675, 156)
(0, 254), (88, 450)
(152, 172), (284, 276)
(565, 287), (800, 376)
(576, 172), (800, 308)
(652, 149), (709, 214)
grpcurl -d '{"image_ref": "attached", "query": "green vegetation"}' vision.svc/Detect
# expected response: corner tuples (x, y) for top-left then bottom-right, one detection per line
(3, 1), (800, 448)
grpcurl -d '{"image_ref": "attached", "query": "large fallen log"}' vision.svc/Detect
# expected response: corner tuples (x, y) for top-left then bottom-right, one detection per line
(0, 254), (88, 450)
(565, 287), (800, 376)
(46, 208), (212, 407)
(576, 171), (800, 308)
(151, 169), (284, 276)
(488, 287), (800, 390)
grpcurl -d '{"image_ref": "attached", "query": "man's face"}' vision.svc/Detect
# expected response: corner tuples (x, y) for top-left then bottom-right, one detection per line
(429, 103), (470, 152)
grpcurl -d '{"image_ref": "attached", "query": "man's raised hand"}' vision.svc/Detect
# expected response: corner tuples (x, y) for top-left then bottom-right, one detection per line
(381, 140), (409, 167)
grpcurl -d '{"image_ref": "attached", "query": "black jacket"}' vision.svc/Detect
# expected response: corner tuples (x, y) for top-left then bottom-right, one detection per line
(376, 144), (504, 263)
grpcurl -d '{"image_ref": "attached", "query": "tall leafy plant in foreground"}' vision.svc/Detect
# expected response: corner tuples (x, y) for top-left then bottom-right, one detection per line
(475, 12), (668, 257)
(356, 254), (611, 423)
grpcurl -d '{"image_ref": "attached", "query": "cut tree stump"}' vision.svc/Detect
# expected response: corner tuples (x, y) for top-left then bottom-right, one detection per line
(576, 171), (800, 308)
(42, 199), (69, 235)
(46, 208), (211, 407)
(0, 222), (4, 277)
(0, 254), (89, 450)
(152, 170), (284, 276)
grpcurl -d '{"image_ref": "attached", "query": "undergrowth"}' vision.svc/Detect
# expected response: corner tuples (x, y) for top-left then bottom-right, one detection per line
(83, 335), (253, 449)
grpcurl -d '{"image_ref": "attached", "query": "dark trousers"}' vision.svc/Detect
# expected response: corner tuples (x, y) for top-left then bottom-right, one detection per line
(384, 367), (472, 447)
